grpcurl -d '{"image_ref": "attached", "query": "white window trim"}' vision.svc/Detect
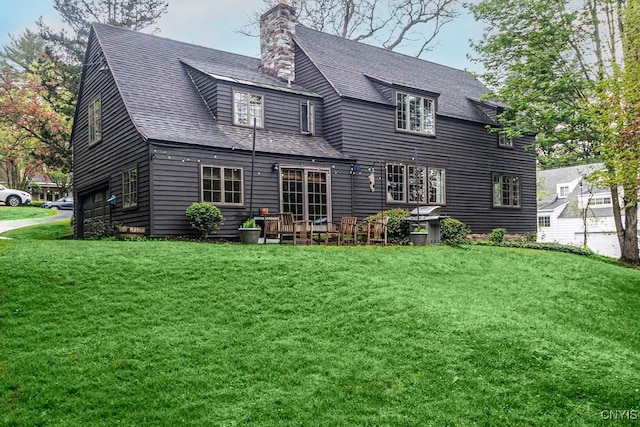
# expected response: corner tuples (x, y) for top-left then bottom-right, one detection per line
(498, 133), (513, 147)
(387, 163), (446, 204)
(201, 165), (244, 206)
(300, 100), (315, 135)
(88, 96), (102, 145)
(396, 91), (436, 136)
(122, 168), (138, 208)
(538, 216), (551, 227)
(278, 166), (332, 222)
(233, 90), (264, 128)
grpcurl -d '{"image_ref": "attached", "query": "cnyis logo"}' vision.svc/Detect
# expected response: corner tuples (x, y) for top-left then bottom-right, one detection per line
(601, 409), (638, 420)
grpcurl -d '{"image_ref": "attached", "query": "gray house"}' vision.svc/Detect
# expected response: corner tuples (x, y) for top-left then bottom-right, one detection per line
(71, 3), (536, 239)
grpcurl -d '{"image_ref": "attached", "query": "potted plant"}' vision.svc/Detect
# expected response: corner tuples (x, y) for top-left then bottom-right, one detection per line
(239, 218), (262, 244)
(410, 225), (428, 246)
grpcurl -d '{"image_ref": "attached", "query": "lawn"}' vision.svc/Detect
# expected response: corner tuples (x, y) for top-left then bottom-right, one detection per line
(1, 235), (639, 425)
(0, 206), (55, 221)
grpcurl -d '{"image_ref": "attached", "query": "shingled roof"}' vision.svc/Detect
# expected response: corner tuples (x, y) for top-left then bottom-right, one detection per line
(293, 26), (492, 124)
(92, 23), (346, 159)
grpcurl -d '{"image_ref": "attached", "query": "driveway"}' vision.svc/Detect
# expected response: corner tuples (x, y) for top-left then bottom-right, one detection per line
(0, 210), (73, 233)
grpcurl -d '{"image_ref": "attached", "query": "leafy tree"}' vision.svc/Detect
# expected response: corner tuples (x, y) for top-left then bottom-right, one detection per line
(0, 29), (46, 73)
(470, 0), (640, 264)
(247, 0), (461, 57)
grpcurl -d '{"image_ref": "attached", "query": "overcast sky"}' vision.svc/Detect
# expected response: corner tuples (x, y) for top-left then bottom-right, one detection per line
(0, 0), (484, 72)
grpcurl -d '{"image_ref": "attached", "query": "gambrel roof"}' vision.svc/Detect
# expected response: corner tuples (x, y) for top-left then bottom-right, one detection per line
(91, 23), (346, 159)
(293, 26), (493, 124)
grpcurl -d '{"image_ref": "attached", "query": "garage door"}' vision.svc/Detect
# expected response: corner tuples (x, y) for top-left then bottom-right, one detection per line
(82, 188), (109, 238)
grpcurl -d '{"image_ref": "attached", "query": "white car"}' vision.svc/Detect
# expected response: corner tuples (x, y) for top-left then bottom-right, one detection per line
(0, 184), (32, 207)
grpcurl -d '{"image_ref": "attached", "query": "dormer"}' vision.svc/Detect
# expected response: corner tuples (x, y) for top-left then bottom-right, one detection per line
(556, 177), (582, 199)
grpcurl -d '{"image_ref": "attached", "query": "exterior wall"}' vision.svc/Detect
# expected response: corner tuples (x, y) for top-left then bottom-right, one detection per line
(186, 66), (218, 118)
(72, 31), (150, 236)
(149, 142), (352, 239)
(214, 81), (323, 134)
(538, 213), (623, 257)
(294, 45), (343, 150)
(339, 98), (536, 234)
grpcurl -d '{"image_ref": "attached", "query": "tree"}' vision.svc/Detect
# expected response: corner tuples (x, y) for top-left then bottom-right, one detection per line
(0, 29), (46, 73)
(470, 0), (640, 264)
(247, 0), (461, 57)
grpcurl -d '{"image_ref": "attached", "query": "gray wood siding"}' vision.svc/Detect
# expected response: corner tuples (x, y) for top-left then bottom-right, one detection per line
(72, 32), (150, 236)
(294, 45), (343, 151)
(185, 65), (218, 118)
(149, 143), (352, 238)
(338, 99), (536, 233)
(213, 82), (324, 136)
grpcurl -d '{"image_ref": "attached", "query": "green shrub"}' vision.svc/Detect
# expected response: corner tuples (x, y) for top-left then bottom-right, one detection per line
(489, 227), (507, 243)
(83, 219), (118, 239)
(440, 218), (470, 246)
(524, 231), (537, 242)
(31, 201), (45, 208)
(242, 218), (260, 229)
(185, 202), (224, 239)
(362, 208), (411, 245)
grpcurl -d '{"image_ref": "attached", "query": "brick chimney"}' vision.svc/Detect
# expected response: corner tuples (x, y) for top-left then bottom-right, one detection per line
(260, 1), (296, 83)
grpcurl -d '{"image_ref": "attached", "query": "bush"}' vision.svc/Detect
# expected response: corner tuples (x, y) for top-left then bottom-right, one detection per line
(83, 219), (118, 239)
(440, 218), (470, 246)
(185, 202), (224, 239)
(489, 227), (507, 244)
(362, 208), (411, 245)
(524, 231), (537, 242)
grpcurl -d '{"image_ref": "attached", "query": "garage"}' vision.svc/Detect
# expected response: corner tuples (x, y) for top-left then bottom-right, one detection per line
(81, 188), (110, 238)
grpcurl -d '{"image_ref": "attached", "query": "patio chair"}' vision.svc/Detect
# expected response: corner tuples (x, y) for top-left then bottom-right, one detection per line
(323, 216), (362, 245)
(268, 212), (314, 245)
(365, 216), (388, 245)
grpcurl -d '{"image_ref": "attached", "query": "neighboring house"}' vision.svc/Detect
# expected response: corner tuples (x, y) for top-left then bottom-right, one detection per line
(71, 3), (536, 239)
(29, 175), (72, 202)
(537, 163), (628, 257)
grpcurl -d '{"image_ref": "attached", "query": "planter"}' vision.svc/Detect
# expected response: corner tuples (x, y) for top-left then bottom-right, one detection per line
(239, 227), (261, 244)
(410, 232), (429, 246)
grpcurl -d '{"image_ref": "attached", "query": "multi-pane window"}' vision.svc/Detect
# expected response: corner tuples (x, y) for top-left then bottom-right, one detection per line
(396, 92), (435, 135)
(493, 174), (521, 207)
(538, 216), (551, 227)
(301, 101), (315, 134)
(202, 166), (243, 205)
(281, 168), (329, 222)
(88, 97), (102, 144)
(498, 133), (513, 147)
(233, 91), (263, 128)
(559, 185), (570, 198)
(428, 168), (446, 204)
(388, 164), (446, 204)
(387, 164), (406, 202)
(122, 168), (138, 208)
(592, 196), (612, 206)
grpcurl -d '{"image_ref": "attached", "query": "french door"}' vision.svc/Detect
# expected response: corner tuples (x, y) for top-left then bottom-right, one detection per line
(280, 168), (330, 222)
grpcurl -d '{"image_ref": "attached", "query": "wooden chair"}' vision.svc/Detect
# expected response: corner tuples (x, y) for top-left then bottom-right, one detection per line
(324, 216), (361, 245)
(266, 213), (314, 245)
(366, 216), (388, 245)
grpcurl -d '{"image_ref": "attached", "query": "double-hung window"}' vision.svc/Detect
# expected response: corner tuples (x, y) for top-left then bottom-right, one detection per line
(301, 101), (315, 134)
(493, 174), (521, 207)
(202, 166), (243, 205)
(538, 216), (550, 227)
(233, 91), (263, 128)
(88, 97), (102, 144)
(122, 168), (138, 208)
(498, 133), (513, 147)
(388, 164), (446, 204)
(396, 92), (435, 135)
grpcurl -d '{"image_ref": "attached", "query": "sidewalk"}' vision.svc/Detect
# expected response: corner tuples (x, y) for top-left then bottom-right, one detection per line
(0, 210), (73, 233)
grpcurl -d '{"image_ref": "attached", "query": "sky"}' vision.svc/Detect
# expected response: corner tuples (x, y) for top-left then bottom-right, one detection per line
(0, 0), (485, 73)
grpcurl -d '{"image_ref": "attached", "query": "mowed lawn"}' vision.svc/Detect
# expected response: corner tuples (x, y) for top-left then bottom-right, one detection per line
(1, 234), (639, 426)
(0, 206), (55, 221)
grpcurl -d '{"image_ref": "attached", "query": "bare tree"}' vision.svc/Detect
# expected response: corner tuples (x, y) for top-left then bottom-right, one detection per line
(244, 0), (461, 57)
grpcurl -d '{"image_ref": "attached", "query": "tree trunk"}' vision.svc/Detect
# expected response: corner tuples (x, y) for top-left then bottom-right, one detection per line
(611, 184), (639, 264)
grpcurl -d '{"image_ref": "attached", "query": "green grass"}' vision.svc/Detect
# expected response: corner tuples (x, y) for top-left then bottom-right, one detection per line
(0, 206), (56, 221)
(0, 219), (73, 240)
(1, 240), (639, 426)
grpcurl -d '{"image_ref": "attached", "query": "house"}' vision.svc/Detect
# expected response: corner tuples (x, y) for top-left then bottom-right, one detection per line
(71, 3), (536, 239)
(537, 163), (628, 257)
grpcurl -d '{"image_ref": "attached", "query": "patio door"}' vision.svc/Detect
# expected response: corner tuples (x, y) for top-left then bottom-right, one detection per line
(281, 168), (330, 222)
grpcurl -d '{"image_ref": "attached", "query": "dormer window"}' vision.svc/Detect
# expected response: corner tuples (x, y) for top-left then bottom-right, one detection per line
(559, 185), (570, 198)
(233, 91), (263, 128)
(301, 101), (315, 134)
(396, 92), (435, 135)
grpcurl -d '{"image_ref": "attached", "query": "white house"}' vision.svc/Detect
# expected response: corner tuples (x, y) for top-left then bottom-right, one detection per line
(536, 163), (632, 258)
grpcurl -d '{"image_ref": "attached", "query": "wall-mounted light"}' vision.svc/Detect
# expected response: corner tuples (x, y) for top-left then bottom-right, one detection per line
(273, 162), (280, 171)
